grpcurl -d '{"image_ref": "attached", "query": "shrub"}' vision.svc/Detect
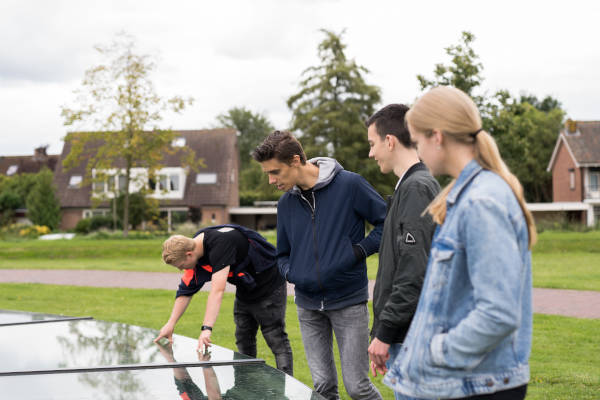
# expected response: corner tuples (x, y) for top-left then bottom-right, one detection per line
(18, 225), (50, 238)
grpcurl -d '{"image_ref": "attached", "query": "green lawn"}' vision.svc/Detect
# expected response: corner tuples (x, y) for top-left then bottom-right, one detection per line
(1, 230), (598, 291)
(0, 284), (598, 399)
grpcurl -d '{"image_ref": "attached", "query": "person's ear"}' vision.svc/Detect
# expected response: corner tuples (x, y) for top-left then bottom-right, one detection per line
(432, 129), (444, 146)
(290, 155), (302, 167)
(386, 134), (400, 151)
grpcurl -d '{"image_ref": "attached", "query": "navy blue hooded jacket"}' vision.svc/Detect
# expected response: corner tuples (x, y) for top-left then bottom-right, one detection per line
(276, 157), (387, 310)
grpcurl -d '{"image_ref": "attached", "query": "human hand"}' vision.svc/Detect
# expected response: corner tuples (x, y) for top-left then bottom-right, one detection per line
(154, 323), (175, 344)
(368, 338), (390, 377)
(198, 329), (212, 353)
(155, 340), (176, 362)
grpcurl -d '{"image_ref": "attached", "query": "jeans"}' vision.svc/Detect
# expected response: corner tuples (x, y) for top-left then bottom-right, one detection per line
(297, 302), (382, 400)
(233, 282), (294, 376)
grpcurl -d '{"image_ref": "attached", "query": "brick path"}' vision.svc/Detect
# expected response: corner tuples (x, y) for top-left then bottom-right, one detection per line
(1, 269), (599, 319)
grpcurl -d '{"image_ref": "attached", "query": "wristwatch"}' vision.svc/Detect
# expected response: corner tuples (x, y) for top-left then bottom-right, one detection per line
(201, 325), (213, 331)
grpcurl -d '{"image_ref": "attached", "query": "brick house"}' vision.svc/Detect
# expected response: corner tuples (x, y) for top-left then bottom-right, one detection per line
(53, 129), (239, 230)
(545, 120), (600, 226)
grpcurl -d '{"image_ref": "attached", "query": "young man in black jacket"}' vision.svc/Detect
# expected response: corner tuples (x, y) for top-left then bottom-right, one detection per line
(253, 131), (386, 400)
(365, 104), (440, 380)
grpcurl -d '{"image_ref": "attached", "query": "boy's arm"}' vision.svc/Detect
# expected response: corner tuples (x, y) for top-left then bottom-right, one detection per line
(276, 203), (292, 280)
(154, 295), (192, 343)
(352, 175), (387, 256)
(198, 266), (229, 350)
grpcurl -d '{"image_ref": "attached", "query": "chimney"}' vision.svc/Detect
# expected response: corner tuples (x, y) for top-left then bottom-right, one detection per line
(33, 146), (49, 162)
(565, 119), (578, 135)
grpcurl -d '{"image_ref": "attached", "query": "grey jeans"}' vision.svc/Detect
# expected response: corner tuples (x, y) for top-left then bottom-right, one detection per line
(297, 303), (383, 400)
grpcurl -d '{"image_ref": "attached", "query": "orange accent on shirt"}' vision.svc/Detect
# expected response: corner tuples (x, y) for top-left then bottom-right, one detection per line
(201, 264), (213, 273)
(182, 269), (195, 286)
(180, 393), (191, 400)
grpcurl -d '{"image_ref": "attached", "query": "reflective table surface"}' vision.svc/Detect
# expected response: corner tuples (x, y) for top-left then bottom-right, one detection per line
(0, 310), (323, 399)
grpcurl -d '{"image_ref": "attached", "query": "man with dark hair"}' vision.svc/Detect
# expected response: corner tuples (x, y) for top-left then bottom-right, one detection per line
(252, 130), (386, 400)
(365, 104), (440, 383)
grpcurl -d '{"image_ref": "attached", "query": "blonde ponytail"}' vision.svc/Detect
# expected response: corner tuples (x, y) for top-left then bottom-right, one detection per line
(410, 86), (537, 248)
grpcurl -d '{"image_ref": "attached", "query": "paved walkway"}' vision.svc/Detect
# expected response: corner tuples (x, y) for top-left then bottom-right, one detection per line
(1, 269), (599, 319)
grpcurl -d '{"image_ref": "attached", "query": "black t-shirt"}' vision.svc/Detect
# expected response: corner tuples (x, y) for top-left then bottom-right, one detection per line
(177, 227), (283, 303)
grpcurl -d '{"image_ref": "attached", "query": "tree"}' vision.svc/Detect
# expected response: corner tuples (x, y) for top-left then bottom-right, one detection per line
(61, 32), (200, 236)
(287, 29), (396, 195)
(484, 94), (564, 202)
(417, 31), (565, 201)
(216, 107), (280, 204)
(116, 191), (159, 230)
(25, 168), (61, 230)
(417, 31), (485, 106)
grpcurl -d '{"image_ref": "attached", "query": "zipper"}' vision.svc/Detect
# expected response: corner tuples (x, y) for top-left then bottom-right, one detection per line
(300, 191), (324, 310)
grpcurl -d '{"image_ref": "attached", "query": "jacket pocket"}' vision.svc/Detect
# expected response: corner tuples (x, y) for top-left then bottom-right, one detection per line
(428, 244), (455, 291)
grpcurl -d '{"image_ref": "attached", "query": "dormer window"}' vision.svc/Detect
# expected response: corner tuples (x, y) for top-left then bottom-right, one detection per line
(6, 165), (18, 176)
(196, 173), (217, 184)
(69, 175), (82, 188)
(172, 137), (186, 147)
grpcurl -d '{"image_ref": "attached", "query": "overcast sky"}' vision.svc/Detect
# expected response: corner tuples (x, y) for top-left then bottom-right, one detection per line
(1, 0), (598, 156)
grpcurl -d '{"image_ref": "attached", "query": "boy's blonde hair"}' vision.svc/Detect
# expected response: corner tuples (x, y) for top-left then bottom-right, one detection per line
(162, 235), (195, 265)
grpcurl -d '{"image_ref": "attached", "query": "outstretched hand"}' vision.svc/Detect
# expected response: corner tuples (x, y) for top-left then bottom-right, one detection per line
(198, 329), (212, 353)
(154, 323), (175, 344)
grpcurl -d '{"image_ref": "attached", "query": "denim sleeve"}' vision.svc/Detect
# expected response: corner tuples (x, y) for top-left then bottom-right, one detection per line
(430, 196), (524, 369)
(276, 202), (292, 281)
(352, 174), (387, 256)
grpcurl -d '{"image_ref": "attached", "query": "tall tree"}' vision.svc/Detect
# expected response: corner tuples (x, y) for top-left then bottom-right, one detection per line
(417, 31), (565, 202)
(484, 94), (564, 202)
(25, 168), (61, 230)
(216, 107), (280, 204)
(61, 33), (200, 236)
(417, 31), (485, 106)
(287, 29), (395, 195)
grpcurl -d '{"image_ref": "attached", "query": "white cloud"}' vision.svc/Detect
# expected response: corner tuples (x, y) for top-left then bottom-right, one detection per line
(0, 0), (598, 155)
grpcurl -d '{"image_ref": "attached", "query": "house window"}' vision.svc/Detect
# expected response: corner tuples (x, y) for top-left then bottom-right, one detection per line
(172, 137), (186, 147)
(590, 173), (599, 192)
(6, 165), (18, 176)
(196, 173), (217, 184)
(569, 169), (575, 191)
(69, 175), (82, 188)
(117, 175), (127, 192)
(150, 169), (185, 198)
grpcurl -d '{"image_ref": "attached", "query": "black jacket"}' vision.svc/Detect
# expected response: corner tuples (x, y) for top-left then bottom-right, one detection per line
(371, 162), (440, 344)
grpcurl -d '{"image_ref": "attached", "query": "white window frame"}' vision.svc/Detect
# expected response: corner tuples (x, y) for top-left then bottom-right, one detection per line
(148, 167), (186, 200)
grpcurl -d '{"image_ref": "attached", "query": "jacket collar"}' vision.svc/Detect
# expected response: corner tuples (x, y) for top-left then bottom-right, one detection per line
(446, 159), (483, 205)
(397, 162), (429, 189)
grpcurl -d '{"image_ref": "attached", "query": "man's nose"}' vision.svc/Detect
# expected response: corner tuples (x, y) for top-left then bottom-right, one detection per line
(368, 148), (374, 158)
(269, 175), (277, 185)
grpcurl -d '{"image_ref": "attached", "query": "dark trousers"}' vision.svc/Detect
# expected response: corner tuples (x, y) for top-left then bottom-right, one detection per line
(233, 282), (294, 376)
(457, 385), (527, 400)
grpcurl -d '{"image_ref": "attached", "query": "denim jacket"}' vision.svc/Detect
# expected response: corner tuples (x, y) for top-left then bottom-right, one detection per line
(384, 160), (533, 399)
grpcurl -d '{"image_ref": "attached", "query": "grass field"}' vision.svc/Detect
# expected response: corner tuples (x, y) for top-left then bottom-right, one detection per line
(1, 230), (598, 291)
(0, 283), (598, 400)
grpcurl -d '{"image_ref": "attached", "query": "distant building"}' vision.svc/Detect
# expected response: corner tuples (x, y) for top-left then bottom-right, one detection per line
(0, 146), (59, 176)
(0, 146), (60, 223)
(53, 129), (239, 230)
(543, 120), (600, 226)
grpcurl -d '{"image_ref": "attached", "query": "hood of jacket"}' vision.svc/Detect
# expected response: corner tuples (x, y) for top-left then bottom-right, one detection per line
(290, 157), (343, 194)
